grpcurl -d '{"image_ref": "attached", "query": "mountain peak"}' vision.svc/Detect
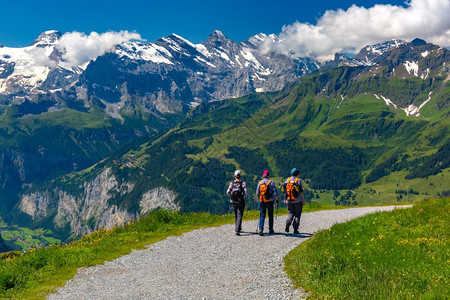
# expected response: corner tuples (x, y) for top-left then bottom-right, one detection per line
(245, 33), (270, 47)
(354, 39), (406, 62)
(410, 38), (427, 46)
(208, 30), (227, 41)
(31, 30), (62, 46)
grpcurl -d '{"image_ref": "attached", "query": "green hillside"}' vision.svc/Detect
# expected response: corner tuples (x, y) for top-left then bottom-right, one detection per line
(34, 64), (450, 220)
(0, 100), (182, 217)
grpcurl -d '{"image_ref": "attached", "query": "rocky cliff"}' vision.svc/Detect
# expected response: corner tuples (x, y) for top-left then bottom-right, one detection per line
(19, 168), (179, 237)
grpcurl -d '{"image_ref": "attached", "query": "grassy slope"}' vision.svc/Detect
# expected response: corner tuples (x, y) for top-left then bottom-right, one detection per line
(185, 84), (449, 204)
(285, 198), (449, 299)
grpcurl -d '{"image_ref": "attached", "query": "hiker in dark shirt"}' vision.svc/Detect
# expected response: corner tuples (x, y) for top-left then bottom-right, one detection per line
(226, 170), (248, 236)
(283, 168), (305, 234)
(256, 170), (280, 236)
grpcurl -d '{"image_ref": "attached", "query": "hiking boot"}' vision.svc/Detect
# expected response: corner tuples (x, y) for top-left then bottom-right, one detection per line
(285, 225), (290, 233)
(235, 232), (241, 236)
(269, 229), (275, 234)
(258, 231), (264, 236)
(293, 229), (300, 234)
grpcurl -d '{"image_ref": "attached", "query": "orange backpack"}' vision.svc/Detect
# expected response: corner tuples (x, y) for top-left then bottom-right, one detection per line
(285, 177), (300, 201)
(259, 180), (272, 202)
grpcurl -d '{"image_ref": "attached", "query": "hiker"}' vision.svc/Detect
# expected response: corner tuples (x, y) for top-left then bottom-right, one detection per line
(283, 168), (305, 234)
(256, 170), (280, 236)
(226, 170), (248, 236)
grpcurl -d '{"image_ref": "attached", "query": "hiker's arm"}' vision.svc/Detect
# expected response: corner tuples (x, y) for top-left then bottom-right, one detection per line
(271, 181), (280, 202)
(300, 191), (305, 205)
(226, 182), (232, 196)
(242, 181), (248, 196)
(256, 182), (260, 197)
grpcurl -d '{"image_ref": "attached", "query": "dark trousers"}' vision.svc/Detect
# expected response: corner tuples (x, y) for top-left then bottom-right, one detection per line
(286, 202), (303, 230)
(233, 203), (245, 232)
(259, 201), (274, 232)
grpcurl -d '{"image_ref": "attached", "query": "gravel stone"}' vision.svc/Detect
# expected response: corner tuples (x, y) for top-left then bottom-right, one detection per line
(48, 206), (408, 299)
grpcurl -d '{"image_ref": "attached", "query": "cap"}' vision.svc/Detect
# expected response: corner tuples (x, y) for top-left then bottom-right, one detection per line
(262, 170), (270, 178)
(290, 168), (299, 176)
(234, 170), (241, 177)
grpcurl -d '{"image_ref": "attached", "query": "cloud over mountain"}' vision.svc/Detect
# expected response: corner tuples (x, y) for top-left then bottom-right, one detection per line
(58, 31), (142, 67)
(265, 0), (450, 61)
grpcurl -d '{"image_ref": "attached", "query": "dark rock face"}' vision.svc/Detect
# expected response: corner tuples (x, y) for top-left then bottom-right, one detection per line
(76, 31), (320, 114)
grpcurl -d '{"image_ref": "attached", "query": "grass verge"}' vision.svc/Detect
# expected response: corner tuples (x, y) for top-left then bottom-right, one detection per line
(284, 198), (449, 299)
(0, 202), (333, 299)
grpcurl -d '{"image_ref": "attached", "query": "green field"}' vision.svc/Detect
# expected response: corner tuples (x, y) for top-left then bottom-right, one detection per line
(285, 198), (449, 299)
(0, 226), (61, 251)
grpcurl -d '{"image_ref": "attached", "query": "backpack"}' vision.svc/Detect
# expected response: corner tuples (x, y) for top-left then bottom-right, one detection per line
(230, 181), (244, 203)
(259, 180), (273, 202)
(285, 177), (301, 201)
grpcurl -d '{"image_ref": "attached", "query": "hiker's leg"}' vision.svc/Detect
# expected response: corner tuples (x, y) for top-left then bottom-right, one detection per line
(293, 203), (303, 230)
(268, 202), (274, 231)
(286, 203), (294, 226)
(259, 202), (266, 231)
(236, 204), (245, 232)
(298, 202), (304, 228)
(233, 203), (239, 232)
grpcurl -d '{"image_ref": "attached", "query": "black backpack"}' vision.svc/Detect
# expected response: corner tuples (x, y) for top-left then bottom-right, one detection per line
(230, 181), (244, 203)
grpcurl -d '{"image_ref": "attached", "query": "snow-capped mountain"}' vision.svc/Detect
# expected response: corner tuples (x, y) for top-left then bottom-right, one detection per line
(0, 31), (84, 98)
(323, 38), (449, 116)
(1, 31), (448, 120)
(322, 39), (408, 70)
(354, 39), (406, 64)
(74, 30), (320, 116)
(0, 30), (320, 115)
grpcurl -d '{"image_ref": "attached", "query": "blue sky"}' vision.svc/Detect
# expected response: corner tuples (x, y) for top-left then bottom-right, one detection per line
(1, 0), (408, 47)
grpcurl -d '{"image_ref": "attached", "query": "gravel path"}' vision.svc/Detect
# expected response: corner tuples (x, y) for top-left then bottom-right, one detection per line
(48, 206), (408, 300)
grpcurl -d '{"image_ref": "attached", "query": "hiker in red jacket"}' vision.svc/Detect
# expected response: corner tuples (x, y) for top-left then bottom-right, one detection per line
(256, 170), (280, 236)
(283, 168), (305, 234)
(227, 170), (248, 236)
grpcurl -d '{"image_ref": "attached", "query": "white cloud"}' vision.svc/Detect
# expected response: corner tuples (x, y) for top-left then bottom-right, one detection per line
(28, 47), (57, 68)
(57, 31), (142, 67)
(264, 0), (450, 61)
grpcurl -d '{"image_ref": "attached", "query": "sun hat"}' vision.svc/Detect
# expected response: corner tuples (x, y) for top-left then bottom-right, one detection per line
(234, 170), (241, 177)
(262, 170), (270, 178)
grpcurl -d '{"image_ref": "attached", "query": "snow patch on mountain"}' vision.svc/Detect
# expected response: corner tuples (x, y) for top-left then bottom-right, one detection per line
(115, 42), (173, 64)
(376, 92), (433, 117)
(421, 51), (430, 57)
(421, 68), (430, 79)
(403, 91), (433, 117)
(0, 44), (54, 93)
(378, 95), (398, 109)
(194, 44), (212, 58)
(404, 61), (419, 76)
